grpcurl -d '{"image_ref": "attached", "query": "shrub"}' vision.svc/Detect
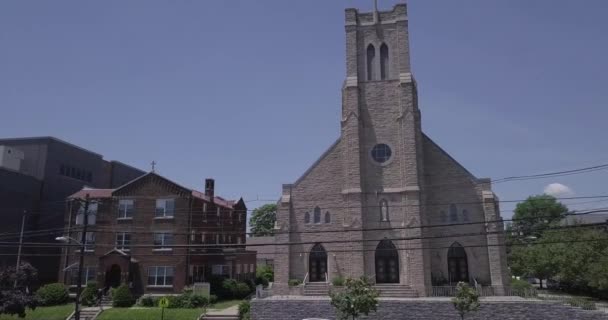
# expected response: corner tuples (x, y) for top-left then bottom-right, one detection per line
(209, 276), (232, 300)
(511, 278), (536, 297)
(138, 295), (156, 307)
(567, 297), (596, 310)
(332, 276), (345, 287)
(235, 282), (252, 299)
(209, 294), (218, 305)
(256, 265), (274, 283)
(255, 276), (269, 288)
(80, 282), (98, 307)
(35, 283), (68, 306)
(238, 301), (251, 320)
(112, 284), (134, 307)
(288, 279), (302, 287)
(166, 294), (185, 309)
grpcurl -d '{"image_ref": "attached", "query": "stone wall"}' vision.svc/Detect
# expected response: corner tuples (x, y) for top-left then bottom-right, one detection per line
(251, 298), (608, 320)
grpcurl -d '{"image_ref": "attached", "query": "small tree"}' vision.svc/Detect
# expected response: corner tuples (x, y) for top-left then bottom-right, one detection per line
(250, 204), (277, 236)
(452, 282), (480, 320)
(330, 277), (379, 320)
(0, 263), (39, 318)
(511, 195), (568, 238)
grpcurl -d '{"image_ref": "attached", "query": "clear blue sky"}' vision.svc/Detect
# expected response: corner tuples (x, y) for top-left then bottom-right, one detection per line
(2, 0), (608, 219)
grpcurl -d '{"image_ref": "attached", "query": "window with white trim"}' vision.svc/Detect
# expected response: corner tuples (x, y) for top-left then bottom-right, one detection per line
(116, 232), (131, 251)
(153, 232), (173, 249)
(76, 202), (97, 225)
(250, 264), (254, 273)
(71, 266), (96, 285)
(118, 199), (134, 219)
(77, 232), (95, 251)
(147, 266), (174, 287)
(216, 234), (220, 244)
(201, 232), (206, 244)
(203, 203), (208, 222)
(155, 199), (175, 218)
(236, 264), (241, 274)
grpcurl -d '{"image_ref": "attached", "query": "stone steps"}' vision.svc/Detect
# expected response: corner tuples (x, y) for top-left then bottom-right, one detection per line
(303, 283), (330, 296)
(374, 284), (418, 297)
(67, 308), (102, 320)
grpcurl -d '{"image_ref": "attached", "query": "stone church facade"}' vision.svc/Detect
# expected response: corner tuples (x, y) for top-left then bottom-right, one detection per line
(273, 3), (509, 296)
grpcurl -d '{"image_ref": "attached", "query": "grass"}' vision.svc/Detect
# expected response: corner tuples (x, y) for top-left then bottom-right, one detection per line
(209, 299), (242, 310)
(0, 304), (73, 320)
(97, 308), (202, 320)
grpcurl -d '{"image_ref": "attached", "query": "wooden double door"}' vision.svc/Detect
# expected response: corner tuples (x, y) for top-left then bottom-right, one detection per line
(309, 244), (327, 282)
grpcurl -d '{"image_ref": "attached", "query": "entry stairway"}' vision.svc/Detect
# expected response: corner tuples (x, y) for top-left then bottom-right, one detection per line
(67, 307), (102, 320)
(303, 282), (330, 296)
(303, 283), (418, 297)
(374, 284), (418, 297)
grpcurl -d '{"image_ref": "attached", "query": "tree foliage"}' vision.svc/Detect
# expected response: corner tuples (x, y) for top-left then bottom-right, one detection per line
(0, 263), (39, 318)
(511, 195), (568, 238)
(452, 282), (480, 320)
(330, 277), (379, 320)
(250, 204), (277, 236)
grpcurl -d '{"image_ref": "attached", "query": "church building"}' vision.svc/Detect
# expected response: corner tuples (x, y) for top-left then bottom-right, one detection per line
(273, 3), (510, 297)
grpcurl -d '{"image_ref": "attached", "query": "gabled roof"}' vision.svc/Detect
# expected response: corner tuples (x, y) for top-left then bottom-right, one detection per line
(68, 172), (239, 209)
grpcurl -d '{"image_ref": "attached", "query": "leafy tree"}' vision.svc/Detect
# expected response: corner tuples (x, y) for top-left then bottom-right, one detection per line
(330, 277), (379, 320)
(511, 195), (568, 238)
(250, 204), (276, 236)
(509, 241), (558, 289)
(0, 263), (39, 318)
(452, 282), (480, 320)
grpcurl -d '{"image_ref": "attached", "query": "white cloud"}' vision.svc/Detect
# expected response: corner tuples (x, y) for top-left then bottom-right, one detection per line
(543, 183), (574, 197)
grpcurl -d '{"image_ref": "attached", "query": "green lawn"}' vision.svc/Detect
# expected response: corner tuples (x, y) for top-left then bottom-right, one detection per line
(97, 308), (202, 320)
(0, 304), (73, 320)
(209, 299), (242, 310)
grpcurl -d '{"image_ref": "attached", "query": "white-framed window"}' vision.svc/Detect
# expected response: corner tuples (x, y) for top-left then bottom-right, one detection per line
(76, 202), (97, 225)
(216, 207), (221, 225)
(116, 232), (131, 251)
(77, 232), (95, 251)
(153, 232), (173, 250)
(118, 199), (134, 219)
(236, 264), (241, 274)
(147, 266), (174, 287)
(155, 199), (175, 218)
(249, 264), (254, 273)
(215, 234), (220, 244)
(201, 232), (206, 244)
(71, 266), (96, 285)
(237, 236), (241, 244)
(211, 265), (230, 276)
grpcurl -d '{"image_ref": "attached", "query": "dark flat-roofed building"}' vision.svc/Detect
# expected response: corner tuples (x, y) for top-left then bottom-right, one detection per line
(0, 136), (145, 284)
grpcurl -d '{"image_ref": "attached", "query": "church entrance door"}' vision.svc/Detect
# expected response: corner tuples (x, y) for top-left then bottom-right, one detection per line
(375, 240), (399, 284)
(448, 243), (469, 284)
(308, 244), (327, 282)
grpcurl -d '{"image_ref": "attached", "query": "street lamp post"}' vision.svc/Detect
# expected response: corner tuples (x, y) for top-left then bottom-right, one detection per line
(57, 194), (90, 320)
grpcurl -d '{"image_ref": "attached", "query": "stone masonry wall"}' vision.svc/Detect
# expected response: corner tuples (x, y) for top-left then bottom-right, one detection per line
(251, 298), (608, 320)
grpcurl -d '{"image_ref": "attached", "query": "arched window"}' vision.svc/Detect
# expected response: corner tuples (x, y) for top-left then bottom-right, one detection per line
(304, 212), (310, 224)
(313, 207), (321, 224)
(449, 204), (458, 223)
(366, 44), (376, 81)
(462, 209), (469, 222)
(380, 43), (389, 80)
(380, 200), (389, 221)
(325, 211), (331, 224)
(440, 211), (447, 223)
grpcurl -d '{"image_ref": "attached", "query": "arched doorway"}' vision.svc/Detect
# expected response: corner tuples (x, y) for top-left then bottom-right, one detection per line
(448, 243), (469, 284)
(105, 264), (122, 288)
(308, 243), (327, 282)
(375, 239), (399, 283)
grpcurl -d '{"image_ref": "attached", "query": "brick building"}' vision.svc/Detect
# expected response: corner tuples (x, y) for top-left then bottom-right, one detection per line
(0, 137), (144, 283)
(273, 4), (509, 296)
(59, 172), (256, 295)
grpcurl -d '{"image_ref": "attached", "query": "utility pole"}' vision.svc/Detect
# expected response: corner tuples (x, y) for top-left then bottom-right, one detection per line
(74, 194), (90, 320)
(14, 210), (26, 288)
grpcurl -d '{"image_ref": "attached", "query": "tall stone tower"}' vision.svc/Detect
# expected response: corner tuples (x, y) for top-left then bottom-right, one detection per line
(272, 2), (509, 297)
(341, 3), (431, 293)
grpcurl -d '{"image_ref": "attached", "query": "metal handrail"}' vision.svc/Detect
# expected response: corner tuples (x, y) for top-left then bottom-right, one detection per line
(303, 272), (309, 287)
(325, 272), (329, 284)
(365, 273), (376, 285)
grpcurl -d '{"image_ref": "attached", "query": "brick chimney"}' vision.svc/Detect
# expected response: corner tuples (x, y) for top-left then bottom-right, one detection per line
(205, 178), (215, 199)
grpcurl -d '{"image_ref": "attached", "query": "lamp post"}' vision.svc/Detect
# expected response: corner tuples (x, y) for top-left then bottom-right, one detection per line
(57, 194), (90, 320)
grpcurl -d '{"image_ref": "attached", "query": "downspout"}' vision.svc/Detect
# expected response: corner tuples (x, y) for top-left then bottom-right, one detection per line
(186, 195), (193, 286)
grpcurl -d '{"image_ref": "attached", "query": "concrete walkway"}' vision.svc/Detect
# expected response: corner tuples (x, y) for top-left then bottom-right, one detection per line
(205, 305), (239, 316)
